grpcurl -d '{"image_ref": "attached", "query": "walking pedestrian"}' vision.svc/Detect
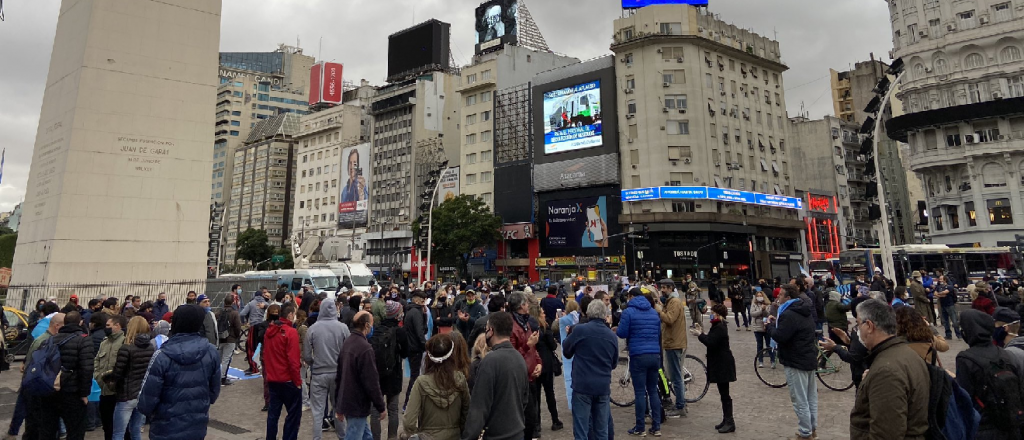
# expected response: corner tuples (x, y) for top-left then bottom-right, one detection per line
(96, 314), (128, 440)
(105, 316), (155, 440)
(461, 312), (528, 440)
(508, 292), (543, 440)
(405, 290), (430, 411)
(32, 311), (94, 440)
(138, 305), (221, 440)
(936, 275), (962, 340)
(849, 299), (930, 439)
(264, 303), (304, 440)
(370, 301), (409, 440)
(616, 287), (663, 437)
(562, 301), (618, 440)
(403, 333), (471, 440)
(750, 290), (773, 368)
(217, 296), (242, 386)
(767, 284), (819, 439)
(654, 279), (688, 418)
(304, 297), (349, 440)
(691, 303), (737, 434)
(336, 311), (388, 440)
(536, 310), (564, 432)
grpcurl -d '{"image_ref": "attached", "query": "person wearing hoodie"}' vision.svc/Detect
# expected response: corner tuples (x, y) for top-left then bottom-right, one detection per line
(152, 292), (170, 322)
(956, 309), (1023, 440)
(96, 314), (128, 440)
(403, 333), (471, 440)
(404, 290), (430, 411)
(105, 317), (155, 440)
(31, 311), (94, 440)
(217, 296), (243, 386)
(303, 298), (350, 440)
(152, 320), (171, 349)
(823, 279), (851, 338)
(242, 291), (270, 374)
(616, 287), (663, 437)
(767, 284), (819, 440)
(454, 290), (487, 343)
(263, 303), (303, 440)
(342, 295), (361, 327)
(138, 305), (221, 440)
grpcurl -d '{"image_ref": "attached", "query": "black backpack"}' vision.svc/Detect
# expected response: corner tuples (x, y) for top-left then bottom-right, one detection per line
(216, 310), (230, 340)
(925, 349), (952, 440)
(370, 326), (399, 377)
(962, 353), (1024, 433)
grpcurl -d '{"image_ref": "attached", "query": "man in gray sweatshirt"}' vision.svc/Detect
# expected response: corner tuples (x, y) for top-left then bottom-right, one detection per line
(303, 299), (350, 439)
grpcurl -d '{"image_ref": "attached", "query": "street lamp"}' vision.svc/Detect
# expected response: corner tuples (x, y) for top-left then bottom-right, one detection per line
(862, 59), (905, 282)
(378, 219), (388, 279)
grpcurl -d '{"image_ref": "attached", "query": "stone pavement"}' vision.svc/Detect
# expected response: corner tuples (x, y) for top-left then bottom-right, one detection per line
(0, 325), (968, 440)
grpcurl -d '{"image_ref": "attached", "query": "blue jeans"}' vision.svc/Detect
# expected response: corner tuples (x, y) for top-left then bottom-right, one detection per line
(112, 399), (144, 440)
(754, 332), (775, 364)
(940, 305), (962, 339)
(572, 393), (610, 440)
(663, 349), (686, 409)
(8, 388), (26, 435)
(784, 367), (818, 438)
(628, 354), (662, 431)
(345, 416), (373, 440)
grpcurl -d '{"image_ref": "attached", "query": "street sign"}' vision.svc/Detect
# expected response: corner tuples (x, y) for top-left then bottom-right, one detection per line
(271, 255), (285, 263)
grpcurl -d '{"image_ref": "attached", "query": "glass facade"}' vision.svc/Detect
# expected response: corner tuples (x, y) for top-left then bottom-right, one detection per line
(220, 52), (284, 75)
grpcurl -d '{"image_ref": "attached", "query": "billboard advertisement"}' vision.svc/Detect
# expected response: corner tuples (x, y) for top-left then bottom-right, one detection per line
(617, 186), (803, 209)
(545, 196), (609, 249)
(438, 166), (461, 203)
(388, 19), (451, 80)
(309, 62), (344, 105)
(534, 153), (619, 192)
(475, 0), (519, 53)
(542, 80), (603, 155)
(338, 143), (371, 227)
(623, 0), (709, 7)
(308, 64), (322, 106)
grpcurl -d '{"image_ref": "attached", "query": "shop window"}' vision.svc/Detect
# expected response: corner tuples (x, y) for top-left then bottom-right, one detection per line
(988, 199), (1013, 225)
(966, 202), (977, 226)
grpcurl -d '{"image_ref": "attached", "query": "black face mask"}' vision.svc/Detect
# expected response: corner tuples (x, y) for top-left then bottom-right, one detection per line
(104, 328), (113, 337)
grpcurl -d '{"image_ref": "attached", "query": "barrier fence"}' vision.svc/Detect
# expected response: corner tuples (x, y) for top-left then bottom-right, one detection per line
(0, 279), (280, 312)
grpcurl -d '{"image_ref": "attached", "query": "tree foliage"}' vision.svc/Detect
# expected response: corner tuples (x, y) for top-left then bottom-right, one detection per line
(0, 233), (16, 268)
(418, 195), (502, 278)
(271, 247), (294, 270)
(235, 228), (273, 266)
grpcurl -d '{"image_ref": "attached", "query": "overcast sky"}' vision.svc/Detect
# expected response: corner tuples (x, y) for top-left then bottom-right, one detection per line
(0, 0), (892, 212)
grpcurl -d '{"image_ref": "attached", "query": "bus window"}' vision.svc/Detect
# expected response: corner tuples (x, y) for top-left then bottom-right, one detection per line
(966, 254), (987, 278)
(922, 254), (945, 273)
(291, 278), (302, 291)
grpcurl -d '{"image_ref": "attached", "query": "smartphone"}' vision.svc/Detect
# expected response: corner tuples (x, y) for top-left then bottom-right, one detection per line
(356, 166), (363, 177)
(586, 205), (604, 242)
(556, 308), (564, 319)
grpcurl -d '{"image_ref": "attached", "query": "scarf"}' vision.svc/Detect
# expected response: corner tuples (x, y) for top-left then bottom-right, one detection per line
(513, 312), (531, 332)
(775, 298), (800, 328)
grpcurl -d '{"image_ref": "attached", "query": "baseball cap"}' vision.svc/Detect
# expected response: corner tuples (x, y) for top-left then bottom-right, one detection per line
(994, 307), (1020, 326)
(196, 294), (209, 303)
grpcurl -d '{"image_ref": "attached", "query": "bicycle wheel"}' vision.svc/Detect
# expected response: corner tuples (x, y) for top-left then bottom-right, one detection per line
(817, 350), (854, 391)
(682, 354), (709, 403)
(755, 348), (787, 388)
(609, 355), (635, 407)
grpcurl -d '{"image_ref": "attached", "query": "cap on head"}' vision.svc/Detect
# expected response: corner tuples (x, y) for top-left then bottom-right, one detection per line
(196, 294), (209, 304)
(994, 307), (1020, 326)
(912, 271), (922, 278)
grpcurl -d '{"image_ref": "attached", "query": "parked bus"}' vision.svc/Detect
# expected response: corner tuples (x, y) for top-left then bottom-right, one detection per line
(838, 245), (1015, 287)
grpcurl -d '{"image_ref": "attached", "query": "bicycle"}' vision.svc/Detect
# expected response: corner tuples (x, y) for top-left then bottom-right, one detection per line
(754, 345), (854, 391)
(610, 353), (709, 407)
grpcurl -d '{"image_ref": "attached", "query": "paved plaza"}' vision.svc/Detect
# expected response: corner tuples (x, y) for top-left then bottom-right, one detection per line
(0, 320), (969, 440)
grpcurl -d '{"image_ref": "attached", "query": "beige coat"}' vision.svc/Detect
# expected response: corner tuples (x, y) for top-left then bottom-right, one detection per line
(657, 295), (687, 350)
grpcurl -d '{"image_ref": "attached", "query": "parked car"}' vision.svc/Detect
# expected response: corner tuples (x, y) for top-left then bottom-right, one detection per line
(3, 306), (31, 359)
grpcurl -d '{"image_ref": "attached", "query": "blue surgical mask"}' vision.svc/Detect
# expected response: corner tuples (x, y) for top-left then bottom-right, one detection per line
(204, 306), (211, 313)
(367, 326), (375, 339)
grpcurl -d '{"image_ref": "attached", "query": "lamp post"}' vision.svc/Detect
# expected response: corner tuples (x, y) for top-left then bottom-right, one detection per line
(870, 70), (907, 283)
(425, 166), (451, 284)
(378, 219), (388, 280)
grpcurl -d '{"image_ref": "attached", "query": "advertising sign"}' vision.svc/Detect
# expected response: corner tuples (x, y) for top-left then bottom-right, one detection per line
(438, 166), (461, 203)
(542, 80), (603, 155)
(534, 154), (619, 191)
(475, 0), (519, 53)
(310, 62), (344, 105)
(545, 196), (609, 248)
(619, 186), (803, 209)
(308, 64), (322, 106)
(623, 0), (709, 7)
(622, 187), (660, 201)
(500, 223), (534, 240)
(338, 143), (371, 227)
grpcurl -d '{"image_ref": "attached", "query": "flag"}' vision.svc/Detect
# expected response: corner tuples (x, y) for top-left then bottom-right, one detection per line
(0, 148), (5, 185)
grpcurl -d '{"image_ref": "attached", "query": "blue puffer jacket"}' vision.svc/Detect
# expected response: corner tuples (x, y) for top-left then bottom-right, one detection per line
(616, 296), (662, 356)
(137, 333), (221, 440)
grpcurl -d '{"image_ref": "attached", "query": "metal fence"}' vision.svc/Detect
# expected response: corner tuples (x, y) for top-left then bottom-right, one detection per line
(1, 278), (281, 312)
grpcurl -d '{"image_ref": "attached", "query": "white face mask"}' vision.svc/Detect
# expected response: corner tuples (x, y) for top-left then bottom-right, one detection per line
(857, 328), (867, 346)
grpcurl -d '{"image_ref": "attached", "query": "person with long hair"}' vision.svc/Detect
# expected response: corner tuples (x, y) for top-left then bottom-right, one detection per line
(403, 334), (470, 440)
(432, 288), (455, 335)
(536, 310), (564, 432)
(895, 307), (949, 364)
(691, 303), (737, 434)
(558, 300), (580, 410)
(106, 316), (155, 440)
(750, 290), (774, 368)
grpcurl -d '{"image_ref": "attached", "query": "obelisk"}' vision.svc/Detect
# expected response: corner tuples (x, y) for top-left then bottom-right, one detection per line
(12, 0), (222, 285)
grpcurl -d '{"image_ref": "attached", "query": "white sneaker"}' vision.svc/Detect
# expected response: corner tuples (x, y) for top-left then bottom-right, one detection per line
(758, 363), (764, 368)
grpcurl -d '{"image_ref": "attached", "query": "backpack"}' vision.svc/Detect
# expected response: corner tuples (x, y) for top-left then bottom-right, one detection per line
(21, 334), (76, 397)
(962, 353), (1024, 433)
(370, 326), (399, 378)
(217, 310), (230, 340)
(925, 349), (953, 440)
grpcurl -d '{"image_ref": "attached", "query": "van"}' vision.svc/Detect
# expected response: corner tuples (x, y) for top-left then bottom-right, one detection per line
(312, 262), (377, 293)
(243, 269), (339, 296)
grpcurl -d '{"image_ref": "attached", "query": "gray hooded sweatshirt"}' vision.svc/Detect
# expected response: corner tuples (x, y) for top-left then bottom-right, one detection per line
(303, 299), (350, 375)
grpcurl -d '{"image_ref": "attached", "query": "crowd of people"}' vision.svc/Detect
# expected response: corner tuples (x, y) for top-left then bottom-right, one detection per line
(10, 268), (1024, 440)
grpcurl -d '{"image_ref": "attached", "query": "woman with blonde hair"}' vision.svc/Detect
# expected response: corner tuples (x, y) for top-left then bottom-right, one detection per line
(403, 334), (470, 440)
(105, 316), (155, 440)
(432, 287), (455, 334)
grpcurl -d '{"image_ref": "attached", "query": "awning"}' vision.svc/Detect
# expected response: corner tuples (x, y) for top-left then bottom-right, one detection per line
(774, 185), (782, 195)
(714, 176), (723, 188)
(772, 161), (780, 173)
(760, 159), (768, 171)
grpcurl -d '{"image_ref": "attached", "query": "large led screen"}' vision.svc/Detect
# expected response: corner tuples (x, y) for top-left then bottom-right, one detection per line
(623, 0), (709, 7)
(545, 196), (609, 248)
(542, 80), (603, 155)
(475, 0), (518, 52)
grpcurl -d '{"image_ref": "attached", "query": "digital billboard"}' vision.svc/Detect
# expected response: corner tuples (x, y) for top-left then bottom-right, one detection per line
(542, 80), (603, 155)
(545, 196), (609, 249)
(309, 62), (344, 105)
(475, 0), (519, 53)
(387, 20), (451, 81)
(338, 143), (371, 227)
(618, 186), (804, 210)
(623, 0), (709, 7)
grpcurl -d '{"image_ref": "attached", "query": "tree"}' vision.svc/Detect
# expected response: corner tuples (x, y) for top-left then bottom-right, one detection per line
(235, 228), (273, 268)
(0, 233), (16, 268)
(271, 247), (294, 270)
(0, 226), (14, 236)
(414, 195), (502, 279)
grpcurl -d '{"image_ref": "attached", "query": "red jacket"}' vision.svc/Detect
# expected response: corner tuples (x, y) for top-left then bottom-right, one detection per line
(263, 318), (302, 386)
(510, 315), (541, 382)
(972, 296), (995, 316)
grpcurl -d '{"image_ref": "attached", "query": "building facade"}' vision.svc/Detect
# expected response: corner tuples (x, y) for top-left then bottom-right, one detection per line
(885, 0), (1024, 246)
(612, 5), (805, 281)
(789, 116), (856, 253)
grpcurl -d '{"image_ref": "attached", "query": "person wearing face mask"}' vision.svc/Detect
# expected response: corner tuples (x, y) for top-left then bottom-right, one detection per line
(690, 304), (737, 434)
(823, 279), (851, 344)
(95, 315), (128, 440)
(197, 295), (218, 347)
(185, 291), (198, 305)
(750, 290), (774, 368)
(152, 292), (170, 322)
(454, 291), (486, 343)
(462, 312), (528, 440)
(654, 279), (688, 418)
(432, 288), (455, 334)
(766, 284), (819, 439)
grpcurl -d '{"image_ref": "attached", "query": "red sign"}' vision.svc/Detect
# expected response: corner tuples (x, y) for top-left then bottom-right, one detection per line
(500, 223), (534, 240)
(308, 64), (322, 105)
(338, 201), (357, 214)
(807, 195), (832, 213)
(308, 62), (344, 105)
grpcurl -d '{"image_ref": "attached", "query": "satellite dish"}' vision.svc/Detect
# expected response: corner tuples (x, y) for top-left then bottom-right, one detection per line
(299, 236), (319, 259)
(322, 237), (346, 261)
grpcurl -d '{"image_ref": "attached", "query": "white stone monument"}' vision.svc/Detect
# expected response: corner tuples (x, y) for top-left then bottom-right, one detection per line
(12, 0), (222, 285)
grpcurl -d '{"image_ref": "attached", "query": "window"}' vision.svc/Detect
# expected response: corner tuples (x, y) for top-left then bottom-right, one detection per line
(908, 24), (918, 43)
(299, 201), (305, 208)
(949, 207), (960, 229)
(624, 53), (634, 65)
(664, 94), (687, 109)
(465, 95), (477, 106)
(481, 193), (492, 204)
(929, 19), (942, 38)
(481, 171), (492, 182)
(481, 150), (492, 162)
(659, 22), (682, 35)
(964, 53), (985, 69)
(671, 202), (695, 213)
(914, 63), (925, 78)
(968, 83), (984, 103)
(481, 111), (491, 121)
(934, 58), (948, 74)
(465, 134), (477, 145)
(466, 153), (477, 164)
(669, 172), (685, 186)
(466, 174), (477, 185)
(932, 208), (944, 231)
(667, 146), (692, 160)
(627, 99), (637, 114)
(625, 76), (636, 89)
(946, 130), (962, 147)
(994, 2), (1013, 21)
(466, 114), (477, 125)
(663, 70), (685, 84)
(230, 130), (239, 136)
(958, 10), (977, 29)
(466, 74), (477, 84)
(1001, 46), (1022, 63)
(661, 47), (685, 61)
(966, 202), (977, 226)
(989, 199), (1014, 225)
(710, 123), (716, 138)
(666, 120), (689, 135)
(1011, 76), (1024, 98)
(481, 92), (491, 102)
(894, 30), (902, 49)
(983, 163), (1007, 187)
(230, 120), (240, 126)
(705, 73), (713, 88)
(482, 70), (492, 80)
(481, 131), (492, 142)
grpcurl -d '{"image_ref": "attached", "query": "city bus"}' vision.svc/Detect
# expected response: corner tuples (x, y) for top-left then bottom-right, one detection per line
(838, 245), (1015, 287)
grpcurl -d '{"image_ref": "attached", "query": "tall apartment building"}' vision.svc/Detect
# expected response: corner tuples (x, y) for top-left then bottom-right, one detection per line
(224, 114), (299, 263)
(458, 46), (579, 205)
(612, 5), (806, 281)
(885, 0), (1024, 247)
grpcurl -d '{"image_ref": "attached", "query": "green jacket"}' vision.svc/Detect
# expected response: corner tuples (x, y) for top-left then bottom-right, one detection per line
(94, 331), (125, 395)
(25, 331), (53, 365)
(823, 290), (851, 333)
(850, 337), (929, 440)
(402, 373), (470, 440)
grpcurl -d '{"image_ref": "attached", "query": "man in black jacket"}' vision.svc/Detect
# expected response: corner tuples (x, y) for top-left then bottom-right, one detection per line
(462, 312), (528, 440)
(336, 311), (387, 440)
(767, 284), (819, 440)
(33, 310), (94, 440)
(957, 309), (1024, 438)
(370, 301), (408, 440)
(403, 290), (429, 411)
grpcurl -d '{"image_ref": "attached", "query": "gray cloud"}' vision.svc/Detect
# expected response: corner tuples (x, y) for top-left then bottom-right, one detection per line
(0, 0), (891, 212)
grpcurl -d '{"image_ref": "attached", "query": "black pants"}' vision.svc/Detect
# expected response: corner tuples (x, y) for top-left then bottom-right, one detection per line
(100, 394), (117, 440)
(36, 392), (88, 440)
(717, 382), (733, 421)
(267, 381), (303, 440)
(539, 368), (559, 422)
(524, 379), (541, 440)
(404, 351), (423, 409)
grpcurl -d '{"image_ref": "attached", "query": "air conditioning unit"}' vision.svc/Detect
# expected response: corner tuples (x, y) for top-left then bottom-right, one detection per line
(625, 88), (634, 94)
(678, 109), (686, 114)
(671, 161), (678, 166)
(628, 138), (634, 143)
(677, 57), (684, 63)
(657, 48), (663, 53)
(684, 158), (692, 164)
(919, 29), (929, 37)
(992, 91), (1004, 99)
(964, 134), (976, 143)
(947, 23), (957, 32)
(631, 165), (638, 169)
(980, 16), (990, 24)
(663, 107), (670, 113)
(924, 67), (933, 73)
(714, 162), (721, 167)
(626, 114), (635, 119)
(721, 91), (726, 96)
(996, 134), (1007, 141)
(663, 82), (671, 87)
